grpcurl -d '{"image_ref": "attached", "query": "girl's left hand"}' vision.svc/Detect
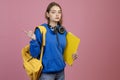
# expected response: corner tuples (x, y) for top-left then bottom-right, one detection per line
(72, 53), (78, 60)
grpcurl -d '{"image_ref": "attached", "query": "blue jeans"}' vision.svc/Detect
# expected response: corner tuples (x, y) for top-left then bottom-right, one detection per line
(39, 70), (65, 80)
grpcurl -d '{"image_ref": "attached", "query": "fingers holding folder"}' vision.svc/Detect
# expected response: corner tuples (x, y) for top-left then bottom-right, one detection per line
(72, 53), (78, 61)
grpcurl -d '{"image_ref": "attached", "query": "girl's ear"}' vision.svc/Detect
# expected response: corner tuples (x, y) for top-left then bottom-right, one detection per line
(46, 12), (49, 18)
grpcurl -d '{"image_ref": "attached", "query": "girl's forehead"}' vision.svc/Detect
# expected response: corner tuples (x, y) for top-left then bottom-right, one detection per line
(50, 6), (61, 11)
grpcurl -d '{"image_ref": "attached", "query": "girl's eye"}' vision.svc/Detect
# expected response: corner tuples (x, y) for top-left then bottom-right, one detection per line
(51, 11), (61, 14)
(51, 12), (55, 14)
(58, 12), (62, 14)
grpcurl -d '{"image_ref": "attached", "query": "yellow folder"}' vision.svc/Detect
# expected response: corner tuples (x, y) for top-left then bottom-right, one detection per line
(64, 32), (80, 66)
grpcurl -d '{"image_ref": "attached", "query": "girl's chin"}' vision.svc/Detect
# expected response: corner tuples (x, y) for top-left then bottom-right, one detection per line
(52, 20), (59, 23)
(51, 19), (60, 23)
(54, 20), (60, 22)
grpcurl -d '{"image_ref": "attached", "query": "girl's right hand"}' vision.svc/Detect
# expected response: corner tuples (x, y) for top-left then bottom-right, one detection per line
(24, 30), (36, 40)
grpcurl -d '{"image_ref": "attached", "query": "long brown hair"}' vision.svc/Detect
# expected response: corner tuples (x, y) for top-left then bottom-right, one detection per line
(45, 2), (63, 26)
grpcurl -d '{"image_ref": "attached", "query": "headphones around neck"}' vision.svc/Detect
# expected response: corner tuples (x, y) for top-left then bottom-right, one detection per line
(48, 24), (65, 34)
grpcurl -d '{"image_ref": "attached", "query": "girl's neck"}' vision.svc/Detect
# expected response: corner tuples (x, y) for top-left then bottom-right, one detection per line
(49, 21), (57, 27)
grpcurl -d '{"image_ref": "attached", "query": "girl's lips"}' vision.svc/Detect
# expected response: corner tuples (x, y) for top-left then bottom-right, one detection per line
(55, 17), (59, 19)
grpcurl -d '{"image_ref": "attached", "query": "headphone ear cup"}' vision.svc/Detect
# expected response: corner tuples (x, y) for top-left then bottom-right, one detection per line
(58, 26), (65, 34)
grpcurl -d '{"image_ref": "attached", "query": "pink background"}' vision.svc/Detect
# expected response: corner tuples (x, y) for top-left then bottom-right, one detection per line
(0, 0), (120, 80)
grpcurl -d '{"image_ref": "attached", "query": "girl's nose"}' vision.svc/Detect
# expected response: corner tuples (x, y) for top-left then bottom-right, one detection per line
(56, 13), (59, 16)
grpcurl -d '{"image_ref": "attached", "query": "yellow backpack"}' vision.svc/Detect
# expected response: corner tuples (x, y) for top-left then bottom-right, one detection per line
(21, 26), (46, 80)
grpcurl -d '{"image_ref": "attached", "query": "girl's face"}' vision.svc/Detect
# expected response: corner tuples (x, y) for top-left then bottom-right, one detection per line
(47, 6), (62, 23)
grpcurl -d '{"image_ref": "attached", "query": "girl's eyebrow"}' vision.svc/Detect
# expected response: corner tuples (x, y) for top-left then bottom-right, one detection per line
(50, 10), (62, 11)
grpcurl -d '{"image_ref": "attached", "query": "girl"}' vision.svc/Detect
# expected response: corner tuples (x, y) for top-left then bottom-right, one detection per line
(25, 2), (78, 80)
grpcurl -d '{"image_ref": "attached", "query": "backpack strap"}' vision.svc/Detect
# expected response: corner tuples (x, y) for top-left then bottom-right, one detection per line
(36, 26), (46, 62)
(37, 26), (46, 46)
